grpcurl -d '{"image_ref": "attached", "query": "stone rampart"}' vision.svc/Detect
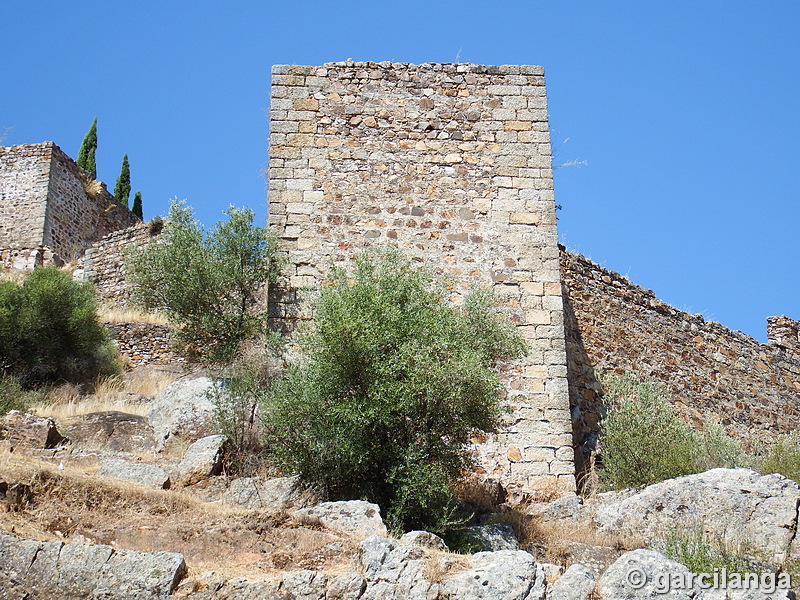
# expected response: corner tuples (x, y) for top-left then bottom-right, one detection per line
(0, 142), (139, 266)
(268, 62), (574, 497)
(561, 248), (800, 481)
(81, 222), (159, 302)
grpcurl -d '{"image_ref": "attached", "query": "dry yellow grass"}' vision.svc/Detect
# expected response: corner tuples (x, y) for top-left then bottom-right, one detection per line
(30, 370), (177, 420)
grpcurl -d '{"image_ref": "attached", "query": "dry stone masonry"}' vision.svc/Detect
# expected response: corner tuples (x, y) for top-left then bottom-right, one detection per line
(267, 62), (574, 497)
(561, 249), (800, 481)
(0, 142), (139, 268)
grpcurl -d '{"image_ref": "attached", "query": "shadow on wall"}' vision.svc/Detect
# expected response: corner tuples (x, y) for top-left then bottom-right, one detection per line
(562, 289), (605, 494)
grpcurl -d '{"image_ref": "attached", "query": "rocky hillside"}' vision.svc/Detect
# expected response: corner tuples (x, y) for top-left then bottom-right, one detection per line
(0, 372), (797, 599)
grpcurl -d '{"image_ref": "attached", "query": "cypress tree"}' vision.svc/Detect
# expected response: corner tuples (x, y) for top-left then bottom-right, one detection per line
(76, 118), (98, 179)
(114, 154), (131, 208)
(132, 191), (143, 220)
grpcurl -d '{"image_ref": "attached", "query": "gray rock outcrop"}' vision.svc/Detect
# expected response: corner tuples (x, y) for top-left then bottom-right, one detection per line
(175, 434), (227, 486)
(438, 549), (547, 600)
(0, 531), (186, 599)
(399, 530), (449, 552)
(60, 411), (155, 452)
(595, 468), (800, 562)
(98, 457), (171, 489)
(460, 522), (519, 551)
(596, 549), (699, 600)
(0, 410), (64, 448)
(147, 377), (217, 449)
(295, 500), (388, 538)
(223, 475), (307, 510)
(546, 563), (595, 600)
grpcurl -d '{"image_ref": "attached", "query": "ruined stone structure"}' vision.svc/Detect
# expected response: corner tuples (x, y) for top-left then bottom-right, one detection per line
(562, 249), (800, 483)
(0, 142), (139, 269)
(267, 62), (574, 497)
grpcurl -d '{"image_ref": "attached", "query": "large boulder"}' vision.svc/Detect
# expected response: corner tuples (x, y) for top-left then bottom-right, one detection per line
(294, 500), (388, 538)
(358, 536), (436, 600)
(147, 377), (218, 449)
(223, 475), (308, 510)
(438, 549), (547, 600)
(546, 563), (595, 600)
(399, 530), (449, 552)
(596, 549), (699, 600)
(60, 411), (155, 452)
(0, 410), (64, 449)
(595, 468), (800, 562)
(174, 434), (228, 486)
(0, 532), (186, 599)
(458, 523), (519, 551)
(98, 458), (171, 489)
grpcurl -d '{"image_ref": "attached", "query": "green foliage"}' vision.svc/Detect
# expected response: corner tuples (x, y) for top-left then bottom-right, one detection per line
(127, 200), (282, 363)
(0, 376), (44, 416)
(664, 528), (756, 574)
(132, 191), (143, 220)
(77, 117), (97, 179)
(599, 374), (700, 488)
(211, 336), (283, 475)
(258, 248), (527, 533)
(114, 154), (131, 207)
(0, 267), (118, 386)
(599, 374), (754, 489)
(760, 432), (800, 484)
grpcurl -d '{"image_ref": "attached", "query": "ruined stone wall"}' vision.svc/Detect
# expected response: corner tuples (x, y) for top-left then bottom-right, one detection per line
(104, 321), (184, 367)
(268, 62), (573, 497)
(767, 316), (800, 362)
(561, 248), (800, 479)
(81, 222), (159, 303)
(0, 143), (50, 251)
(43, 144), (140, 261)
(0, 142), (139, 267)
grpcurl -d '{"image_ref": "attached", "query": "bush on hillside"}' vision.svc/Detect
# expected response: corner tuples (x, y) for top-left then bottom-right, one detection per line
(0, 376), (45, 416)
(599, 374), (753, 489)
(127, 200), (282, 363)
(257, 248), (527, 533)
(599, 373), (700, 488)
(761, 432), (800, 484)
(0, 267), (119, 386)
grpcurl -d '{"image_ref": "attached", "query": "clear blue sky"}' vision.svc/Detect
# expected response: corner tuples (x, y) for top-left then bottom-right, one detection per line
(2, 1), (798, 342)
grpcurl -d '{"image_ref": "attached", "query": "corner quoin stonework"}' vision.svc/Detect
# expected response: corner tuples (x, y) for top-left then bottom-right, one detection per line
(267, 62), (575, 498)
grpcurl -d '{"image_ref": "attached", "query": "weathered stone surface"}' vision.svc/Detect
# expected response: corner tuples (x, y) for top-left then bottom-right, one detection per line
(0, 410), (64, 448)
(546, 563), (594, 600)
(0, 532), (186, 599)
(175, 434), (227, 486)
(595, 468), (800, 562)
(295, 500), (388, 538)
(399, 530), (449, 552)
(60, 410), (155, 452)
(596, 549), (699, 600)
(326, 572), (366, 600)
(358, 536), (436, 600)
(281, 569), (327, 600)
(461, 522), (519, 551)
(223, 475), (307, 510)
(147, 377), (217, 449)
(439, 549), (546, 600)
(98, 457), (170, 489)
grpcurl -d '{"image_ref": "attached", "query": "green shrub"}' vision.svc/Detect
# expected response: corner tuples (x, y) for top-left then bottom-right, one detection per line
(258, 248), (527, 533)
(761, 432), (800, 484)
(664, 527), (758, 574)
(0, 267), (118, 386)
(695, 422), (750, 471)
(127, 200), (282, 363)
(599, 374), (700, 488)
(0, 376), (44, 416)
